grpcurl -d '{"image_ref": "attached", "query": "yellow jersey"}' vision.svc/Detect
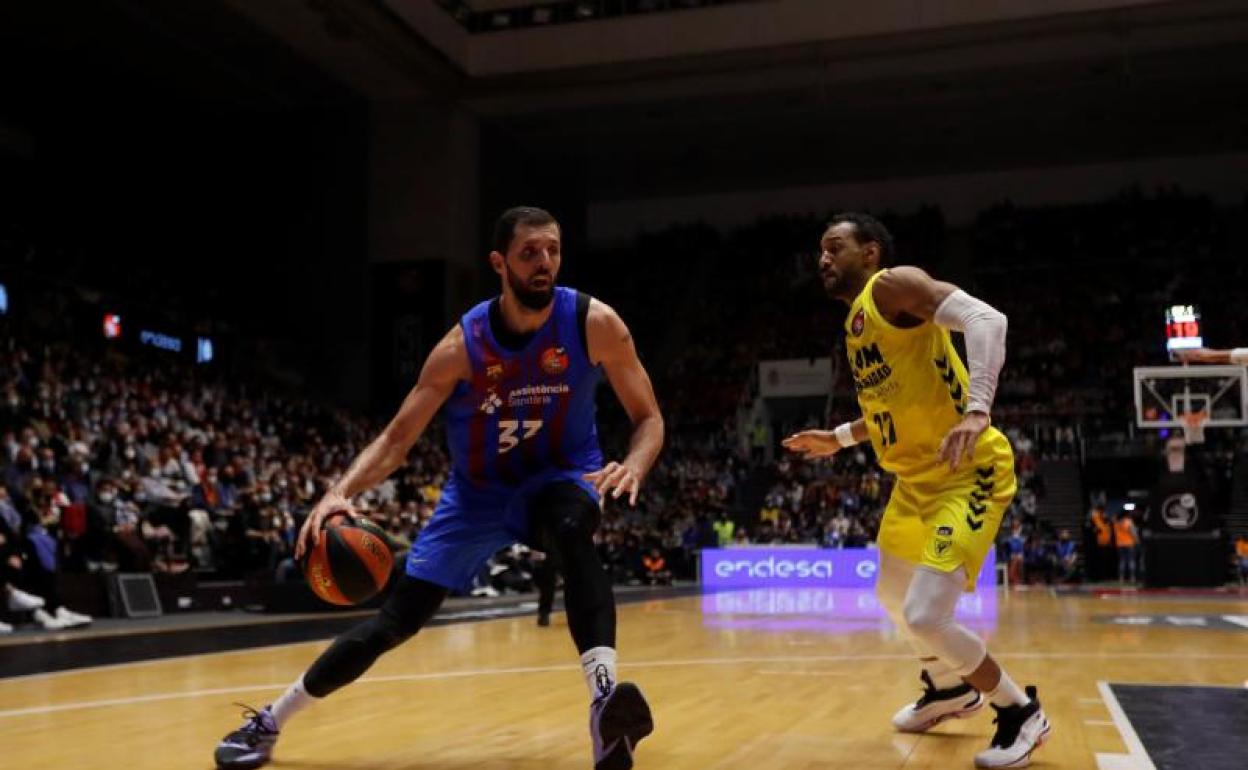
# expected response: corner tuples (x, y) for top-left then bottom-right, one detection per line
(844, 269), (1011, 485)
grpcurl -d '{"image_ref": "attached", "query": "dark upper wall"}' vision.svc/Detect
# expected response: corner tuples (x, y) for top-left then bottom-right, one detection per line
(0, 1), (372, 404)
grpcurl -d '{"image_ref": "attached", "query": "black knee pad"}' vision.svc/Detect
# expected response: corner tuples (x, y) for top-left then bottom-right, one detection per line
(531, 482), (600, 548)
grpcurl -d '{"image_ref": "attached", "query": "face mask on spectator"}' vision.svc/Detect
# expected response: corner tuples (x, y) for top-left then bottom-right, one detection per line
(99, 491), (116, 504)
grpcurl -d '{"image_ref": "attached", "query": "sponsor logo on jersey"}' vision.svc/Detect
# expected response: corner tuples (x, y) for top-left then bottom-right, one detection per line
(937, 526), (954, 537)
(541, 346), (569, 375)
(851, 342), (894, 391)
(479, 391), (503, 415)
(851, 309), (866, 337)
(485, 363), (504, 382)
(507, 382), (570, 407)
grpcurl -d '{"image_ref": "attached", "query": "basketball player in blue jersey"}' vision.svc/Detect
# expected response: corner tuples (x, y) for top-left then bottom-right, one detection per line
(215, 207), (664, 770)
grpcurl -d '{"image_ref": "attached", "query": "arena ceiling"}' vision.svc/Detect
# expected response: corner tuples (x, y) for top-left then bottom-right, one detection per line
(3, 0), (1247, 199)
(221, 0), (1248, 197)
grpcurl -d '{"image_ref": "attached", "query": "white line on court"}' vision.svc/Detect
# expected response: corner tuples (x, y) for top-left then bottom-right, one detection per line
(5, 652), (1248, 720)
(754, 669), (850, 677)
(1097, 681), (1158, 770)
(8, 645), (1248, 687)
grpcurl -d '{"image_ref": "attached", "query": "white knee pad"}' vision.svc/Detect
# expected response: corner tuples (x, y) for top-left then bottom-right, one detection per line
(876, 553), (944, 661)
(875, 551), (915, 629)
(903, 566), (987, 676)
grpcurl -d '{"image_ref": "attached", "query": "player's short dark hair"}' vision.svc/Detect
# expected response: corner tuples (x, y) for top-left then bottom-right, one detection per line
(493, 206), (558, 254)
(828, 212), (895, 266)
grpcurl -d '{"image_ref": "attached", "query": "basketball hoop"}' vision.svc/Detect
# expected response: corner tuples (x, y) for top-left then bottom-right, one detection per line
(1181, 411), (1208, 445)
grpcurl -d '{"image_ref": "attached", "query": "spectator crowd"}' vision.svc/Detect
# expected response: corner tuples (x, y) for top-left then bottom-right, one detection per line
(3, 186), (1248, 631)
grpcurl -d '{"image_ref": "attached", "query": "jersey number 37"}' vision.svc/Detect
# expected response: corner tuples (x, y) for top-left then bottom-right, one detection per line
(498, 419), (543, 454)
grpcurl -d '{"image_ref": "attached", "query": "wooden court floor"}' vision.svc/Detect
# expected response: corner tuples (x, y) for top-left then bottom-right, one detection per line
(2, 587), (1246, 769)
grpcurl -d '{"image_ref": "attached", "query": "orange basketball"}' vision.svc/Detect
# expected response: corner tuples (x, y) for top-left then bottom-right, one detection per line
(301, 513), (394, 606)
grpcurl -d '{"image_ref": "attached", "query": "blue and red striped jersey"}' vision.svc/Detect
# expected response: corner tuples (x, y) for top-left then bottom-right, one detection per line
(444, 286), (604, 490)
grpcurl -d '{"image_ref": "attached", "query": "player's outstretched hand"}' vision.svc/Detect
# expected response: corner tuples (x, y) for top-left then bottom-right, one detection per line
(1176, 348), (1224, 364)
(584, 461), (642, 506)
(937, 412), (991, 472)
(295, 488), (356, 560)
(782, 430), (841, 459)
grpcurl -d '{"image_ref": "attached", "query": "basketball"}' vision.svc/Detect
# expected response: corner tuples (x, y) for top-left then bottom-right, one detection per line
(301, 513), (394, 606)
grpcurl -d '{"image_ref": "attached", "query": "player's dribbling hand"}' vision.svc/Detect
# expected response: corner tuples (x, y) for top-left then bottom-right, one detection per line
(584, 461), (642, 506)
(937, 411), (991, 472)
(782, 430), (841, 459)
(295, 489), (356, 560)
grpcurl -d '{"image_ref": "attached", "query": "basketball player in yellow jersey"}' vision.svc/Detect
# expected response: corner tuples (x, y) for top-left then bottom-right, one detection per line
(784, 213), (1051, 768)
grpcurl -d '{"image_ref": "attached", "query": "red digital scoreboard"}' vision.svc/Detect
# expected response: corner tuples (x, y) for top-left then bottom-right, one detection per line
(1165, 304), (1202, 360)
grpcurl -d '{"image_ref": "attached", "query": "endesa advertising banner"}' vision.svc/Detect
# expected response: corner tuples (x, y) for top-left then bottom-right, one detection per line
(701, 547), (996, 590)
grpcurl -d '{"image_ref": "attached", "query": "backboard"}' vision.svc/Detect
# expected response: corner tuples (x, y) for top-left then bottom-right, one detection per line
(1133, 365), (1248, 430)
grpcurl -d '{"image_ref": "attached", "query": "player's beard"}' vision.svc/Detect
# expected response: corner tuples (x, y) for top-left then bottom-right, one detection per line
(820, 270), (841, 299)
(507, 263), (555, 310)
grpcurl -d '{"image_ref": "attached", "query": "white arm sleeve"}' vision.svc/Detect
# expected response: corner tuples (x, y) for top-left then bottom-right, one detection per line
(933, 289), (1007, 416)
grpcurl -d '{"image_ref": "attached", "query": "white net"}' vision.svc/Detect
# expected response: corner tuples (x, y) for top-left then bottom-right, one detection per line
(1181, 411), (1208, 444)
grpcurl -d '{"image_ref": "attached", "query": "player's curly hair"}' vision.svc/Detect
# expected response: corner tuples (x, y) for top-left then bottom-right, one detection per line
(828, 212), (895, 266)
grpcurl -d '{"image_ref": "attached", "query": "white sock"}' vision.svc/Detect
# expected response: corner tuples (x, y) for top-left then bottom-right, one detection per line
(270, 675), (318, 730)
(580, 646), (618, 700)
(920, 657), (964, 690)
(988, 670), (1029, 708)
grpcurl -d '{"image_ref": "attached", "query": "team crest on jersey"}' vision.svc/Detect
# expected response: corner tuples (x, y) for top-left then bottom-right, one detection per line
(851, 309), (866, 337)
(541, 346), (569, 375)
(485, 363), (504, 382)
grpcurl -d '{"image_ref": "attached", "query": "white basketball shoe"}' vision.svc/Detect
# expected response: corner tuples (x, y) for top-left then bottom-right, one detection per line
(892, 669), (985, 733)
(974, 686), (1052, 768)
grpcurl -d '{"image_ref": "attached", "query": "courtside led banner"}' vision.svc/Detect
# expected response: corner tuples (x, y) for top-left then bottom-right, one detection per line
(701, 547), (996, 589)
